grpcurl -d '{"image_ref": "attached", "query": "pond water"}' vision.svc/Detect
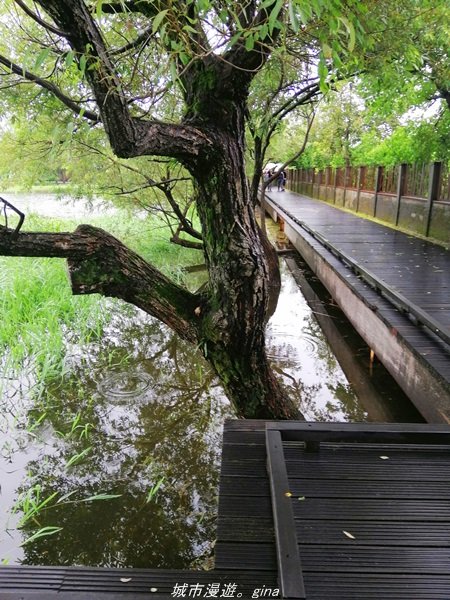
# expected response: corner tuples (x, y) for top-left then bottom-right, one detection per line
(0, 193), (417, 568)
(1, 190), (117, 220)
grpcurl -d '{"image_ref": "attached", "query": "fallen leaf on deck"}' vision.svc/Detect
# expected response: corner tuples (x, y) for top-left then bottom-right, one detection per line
(120, 578), (132, 583)
(343, 531), (356, 539)
(379, 456), (389, 460)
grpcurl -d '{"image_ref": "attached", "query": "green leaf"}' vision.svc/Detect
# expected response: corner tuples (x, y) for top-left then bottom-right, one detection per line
(65, 50), (75, 69)
(95, 0), (104, 20)
(82, 493), (122, 502)
(297, 3), (312, 24)
(146, 477), (165, 503)
(259, 24), (268, 40)
(66, 446), (92, 467)
(34, 48), (50, 71)
(268, 0), (283, 34)
(179, 51), (190, 66)
(21, 527), (63, 545)
(322, 43), (333, 59)
(169, 60), (178, 84)
(57, 490), (78, 504)
(245, 34), (255, 51)
(79, 54), (87, 76)
(152, 9), (169, 34)
(228, 32), (242, 48)
(339, 16), (356, 52)
(288, 0), (299, 32)
(318, 55), (329, 92)
(182, 24), (198, 35)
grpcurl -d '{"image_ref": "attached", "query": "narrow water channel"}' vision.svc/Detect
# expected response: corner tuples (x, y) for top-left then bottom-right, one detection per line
(0, 193), (420, 569)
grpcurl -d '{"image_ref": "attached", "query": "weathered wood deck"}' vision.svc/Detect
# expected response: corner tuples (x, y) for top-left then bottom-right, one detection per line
(0, 566), (277, 598)
(2, 420), (450, 598)
(216, 420), (450, 599)
(264, 191), (450, 422)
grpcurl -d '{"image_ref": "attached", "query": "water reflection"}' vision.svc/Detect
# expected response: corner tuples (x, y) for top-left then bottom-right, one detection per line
(1, 191), (117, 220)
(1, 307), (230, 567)
(266, 262), (366, 422)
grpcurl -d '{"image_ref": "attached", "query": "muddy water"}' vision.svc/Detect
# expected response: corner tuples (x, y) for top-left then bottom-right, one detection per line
(0, 193), (415, 568)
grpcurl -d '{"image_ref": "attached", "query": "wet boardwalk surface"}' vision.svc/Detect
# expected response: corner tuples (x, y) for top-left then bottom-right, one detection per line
(267, 190), (450, 334)
(216, 420), (450, 600)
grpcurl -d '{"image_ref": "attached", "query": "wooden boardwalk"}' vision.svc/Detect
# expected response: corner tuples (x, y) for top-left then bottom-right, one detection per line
(3, 420), (450, 598)
(265, 191), (450, 422)
(216, 420), (450, 600)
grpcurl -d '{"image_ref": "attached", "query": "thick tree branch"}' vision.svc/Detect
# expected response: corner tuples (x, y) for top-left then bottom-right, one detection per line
(0, 54), (100, 122)
(0, 224), (200, 342)
(13, 0), (66, 36)
(35, 0), (213, 161)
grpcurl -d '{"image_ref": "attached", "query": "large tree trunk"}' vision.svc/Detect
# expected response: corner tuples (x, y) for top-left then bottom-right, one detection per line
(183, 91), (298, 418)
(194, 156), (297, 418)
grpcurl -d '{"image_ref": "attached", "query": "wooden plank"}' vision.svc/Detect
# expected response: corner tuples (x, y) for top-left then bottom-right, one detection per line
(285, 461), (450, 481)
(275, 478), (450, 499)
(266, 429), (305, 599)
(268, 421), (450, 445)
(219, 495), (450, 520)
(265, 191), (450, 375)
(220, 474), (450, 499)
(217, 422), (450, 600)
(0, 567), (277, 593)
(214, 543), (277, 570)
(300, 546), (450, 573)
(303, 573), (450, 600)
(216, 517), (274, 542)
(296, 521), (450, 546)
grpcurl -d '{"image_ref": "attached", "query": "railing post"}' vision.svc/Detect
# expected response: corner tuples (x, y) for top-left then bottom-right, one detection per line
(356, 166), (362, 213)
(333, 168), (337, 204)
(343, 166), (350, 207)
(395, 163), (407, 226)
(373, 166), (382, 217)
(424, 161), (441, 238)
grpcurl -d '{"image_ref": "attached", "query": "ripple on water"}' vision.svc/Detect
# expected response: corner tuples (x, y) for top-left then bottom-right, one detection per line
(97, 370), (153, 400)
(267, 328), (321, 364)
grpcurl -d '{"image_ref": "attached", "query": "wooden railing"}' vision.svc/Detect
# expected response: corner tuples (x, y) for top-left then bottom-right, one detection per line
(290, 162), (449, 201)
(287, 162), (450, 241)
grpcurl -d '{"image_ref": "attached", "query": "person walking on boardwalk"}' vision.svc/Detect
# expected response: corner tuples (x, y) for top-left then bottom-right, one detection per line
(277, 170), (286, 191)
